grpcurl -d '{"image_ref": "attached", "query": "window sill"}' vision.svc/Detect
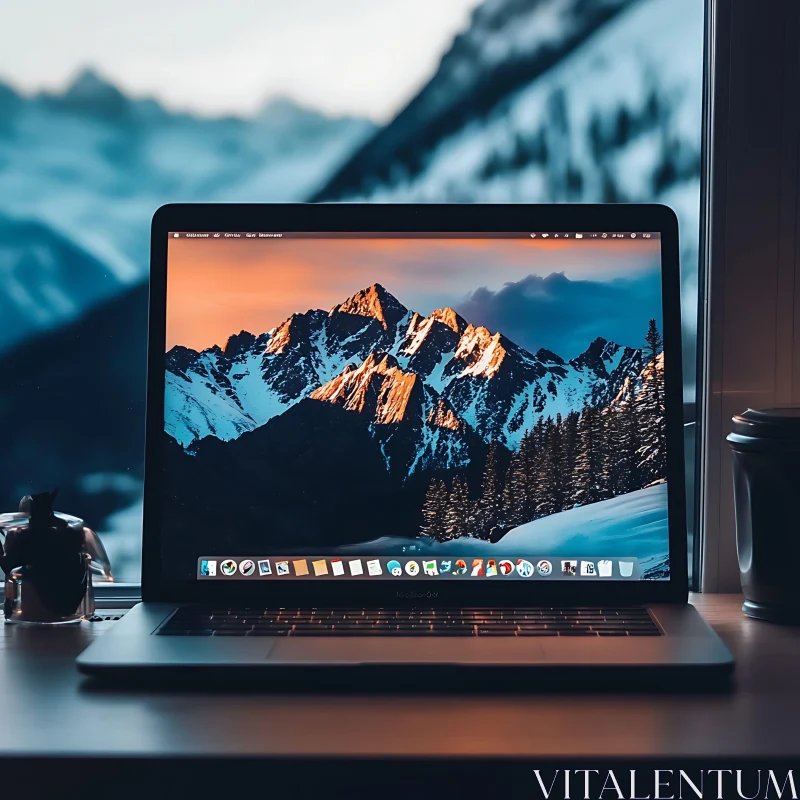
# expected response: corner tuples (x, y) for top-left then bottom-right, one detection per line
(93, 582), (141, 608)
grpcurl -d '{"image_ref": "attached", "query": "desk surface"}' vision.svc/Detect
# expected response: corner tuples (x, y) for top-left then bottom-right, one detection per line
(1, 594), (796, 760)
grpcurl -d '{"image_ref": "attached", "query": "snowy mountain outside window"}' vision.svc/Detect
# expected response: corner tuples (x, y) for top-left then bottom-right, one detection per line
(0, 0), (703, 583)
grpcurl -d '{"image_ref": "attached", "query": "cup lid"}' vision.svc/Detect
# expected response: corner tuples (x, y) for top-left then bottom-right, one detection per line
(731, 407), (800, 439)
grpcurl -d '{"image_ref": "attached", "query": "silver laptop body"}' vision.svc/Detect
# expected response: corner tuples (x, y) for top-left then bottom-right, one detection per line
(78, 203), (733, 679)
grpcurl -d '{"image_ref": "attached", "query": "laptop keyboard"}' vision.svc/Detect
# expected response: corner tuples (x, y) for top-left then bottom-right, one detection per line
(157, 607), (661, 637)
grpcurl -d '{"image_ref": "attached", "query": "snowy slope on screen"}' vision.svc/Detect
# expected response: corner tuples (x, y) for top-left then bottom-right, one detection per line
(335, 483), (669, 559)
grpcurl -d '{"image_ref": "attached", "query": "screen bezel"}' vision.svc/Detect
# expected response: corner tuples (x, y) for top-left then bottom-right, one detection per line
(144, 203), (687, 606)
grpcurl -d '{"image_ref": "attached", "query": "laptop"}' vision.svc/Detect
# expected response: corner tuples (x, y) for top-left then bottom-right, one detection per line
(77, 203), (733, 680)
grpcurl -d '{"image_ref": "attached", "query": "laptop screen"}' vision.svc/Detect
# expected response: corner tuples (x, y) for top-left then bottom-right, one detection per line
(162, 231), (669, 583)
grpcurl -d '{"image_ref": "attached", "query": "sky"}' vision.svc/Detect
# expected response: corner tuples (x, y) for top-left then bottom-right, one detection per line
(0, 0), (481, 121)
(165, 237), (663, 357)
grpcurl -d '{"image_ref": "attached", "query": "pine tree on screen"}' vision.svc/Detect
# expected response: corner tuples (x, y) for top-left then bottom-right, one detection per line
(444, 476), (474, 539)
(420, 479), (449, 540)
(502, 444), (525, 526)
(526, 417), (548, 517)
(531, 416), (547, 452)
(476, 440), (504, 538)
(560, 411), (580, 508)
(535, 415), (568, 516)
(572, 407), (607, 506)
(503, 428), (537, 525)
(607, 387), (641, 495)
(636, 319), (666, 482)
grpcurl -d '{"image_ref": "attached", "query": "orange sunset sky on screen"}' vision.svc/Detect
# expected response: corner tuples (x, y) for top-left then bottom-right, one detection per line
(165, 236), (660, 351)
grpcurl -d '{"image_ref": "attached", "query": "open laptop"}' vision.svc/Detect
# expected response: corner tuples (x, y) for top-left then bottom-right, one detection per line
(77, 203), (733, 679)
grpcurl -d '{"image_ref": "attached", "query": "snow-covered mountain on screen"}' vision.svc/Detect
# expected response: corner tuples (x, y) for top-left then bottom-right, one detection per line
(165, 282), (645, 473)
(311, 352), (477, 476)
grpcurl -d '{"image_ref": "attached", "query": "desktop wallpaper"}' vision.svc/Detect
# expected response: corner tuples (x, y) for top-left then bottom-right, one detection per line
(162, 236), (670, 579)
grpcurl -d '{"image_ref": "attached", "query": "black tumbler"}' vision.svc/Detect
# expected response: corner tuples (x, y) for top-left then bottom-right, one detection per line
(728, 407), (800, 622)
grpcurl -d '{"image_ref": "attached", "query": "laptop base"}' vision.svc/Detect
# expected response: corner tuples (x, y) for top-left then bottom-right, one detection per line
(77, 601), (734, 686)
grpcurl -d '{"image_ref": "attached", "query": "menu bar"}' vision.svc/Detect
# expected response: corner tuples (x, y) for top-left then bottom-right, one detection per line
(197, 556), (641, 580)
(169, 232), (661, 240)
(528, 231), (660, 240)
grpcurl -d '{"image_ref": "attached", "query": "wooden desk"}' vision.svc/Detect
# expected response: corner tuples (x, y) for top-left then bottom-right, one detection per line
(0, 594), (795, 765)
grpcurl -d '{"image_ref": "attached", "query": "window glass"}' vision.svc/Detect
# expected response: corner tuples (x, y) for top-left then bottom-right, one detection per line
(0, 0), (703, 583)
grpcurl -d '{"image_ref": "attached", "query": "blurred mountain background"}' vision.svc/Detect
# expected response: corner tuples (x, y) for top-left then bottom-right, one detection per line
(0, 68), (375, 350)
(0, 0), (703, 580)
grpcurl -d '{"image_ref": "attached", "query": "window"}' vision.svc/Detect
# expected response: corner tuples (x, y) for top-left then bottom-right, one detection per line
(698, 0), (800, 591)
(0, 0), (704, 586)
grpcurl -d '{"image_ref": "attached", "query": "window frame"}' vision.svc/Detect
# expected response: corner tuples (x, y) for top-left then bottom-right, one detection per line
(698, 0), (800, 592)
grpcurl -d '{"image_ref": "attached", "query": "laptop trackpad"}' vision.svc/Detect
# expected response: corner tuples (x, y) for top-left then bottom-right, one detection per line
(270, 638), (546, 665)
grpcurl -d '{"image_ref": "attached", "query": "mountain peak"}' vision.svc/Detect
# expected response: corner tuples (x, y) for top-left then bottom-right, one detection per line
(533, 348), (565, 367)
(256, 95), (331, 128)
(311, 351), (421, 424)
(361, 350), (401, 373)
(222, 330), (257, 359)
(57, 68), (129, 118)
(332, 283), (408, 330)
(256, 95), (375, 135)
(263, 309), (326, 356)
(429, 306), (467, 334)
(165, 344), (200, 375)
(570, 336), (619, 369)
(455, 324), (507, 378)
(427, 397), (465, 432)
(65, 67), (115, 95)
(569, 337), (625, 386)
